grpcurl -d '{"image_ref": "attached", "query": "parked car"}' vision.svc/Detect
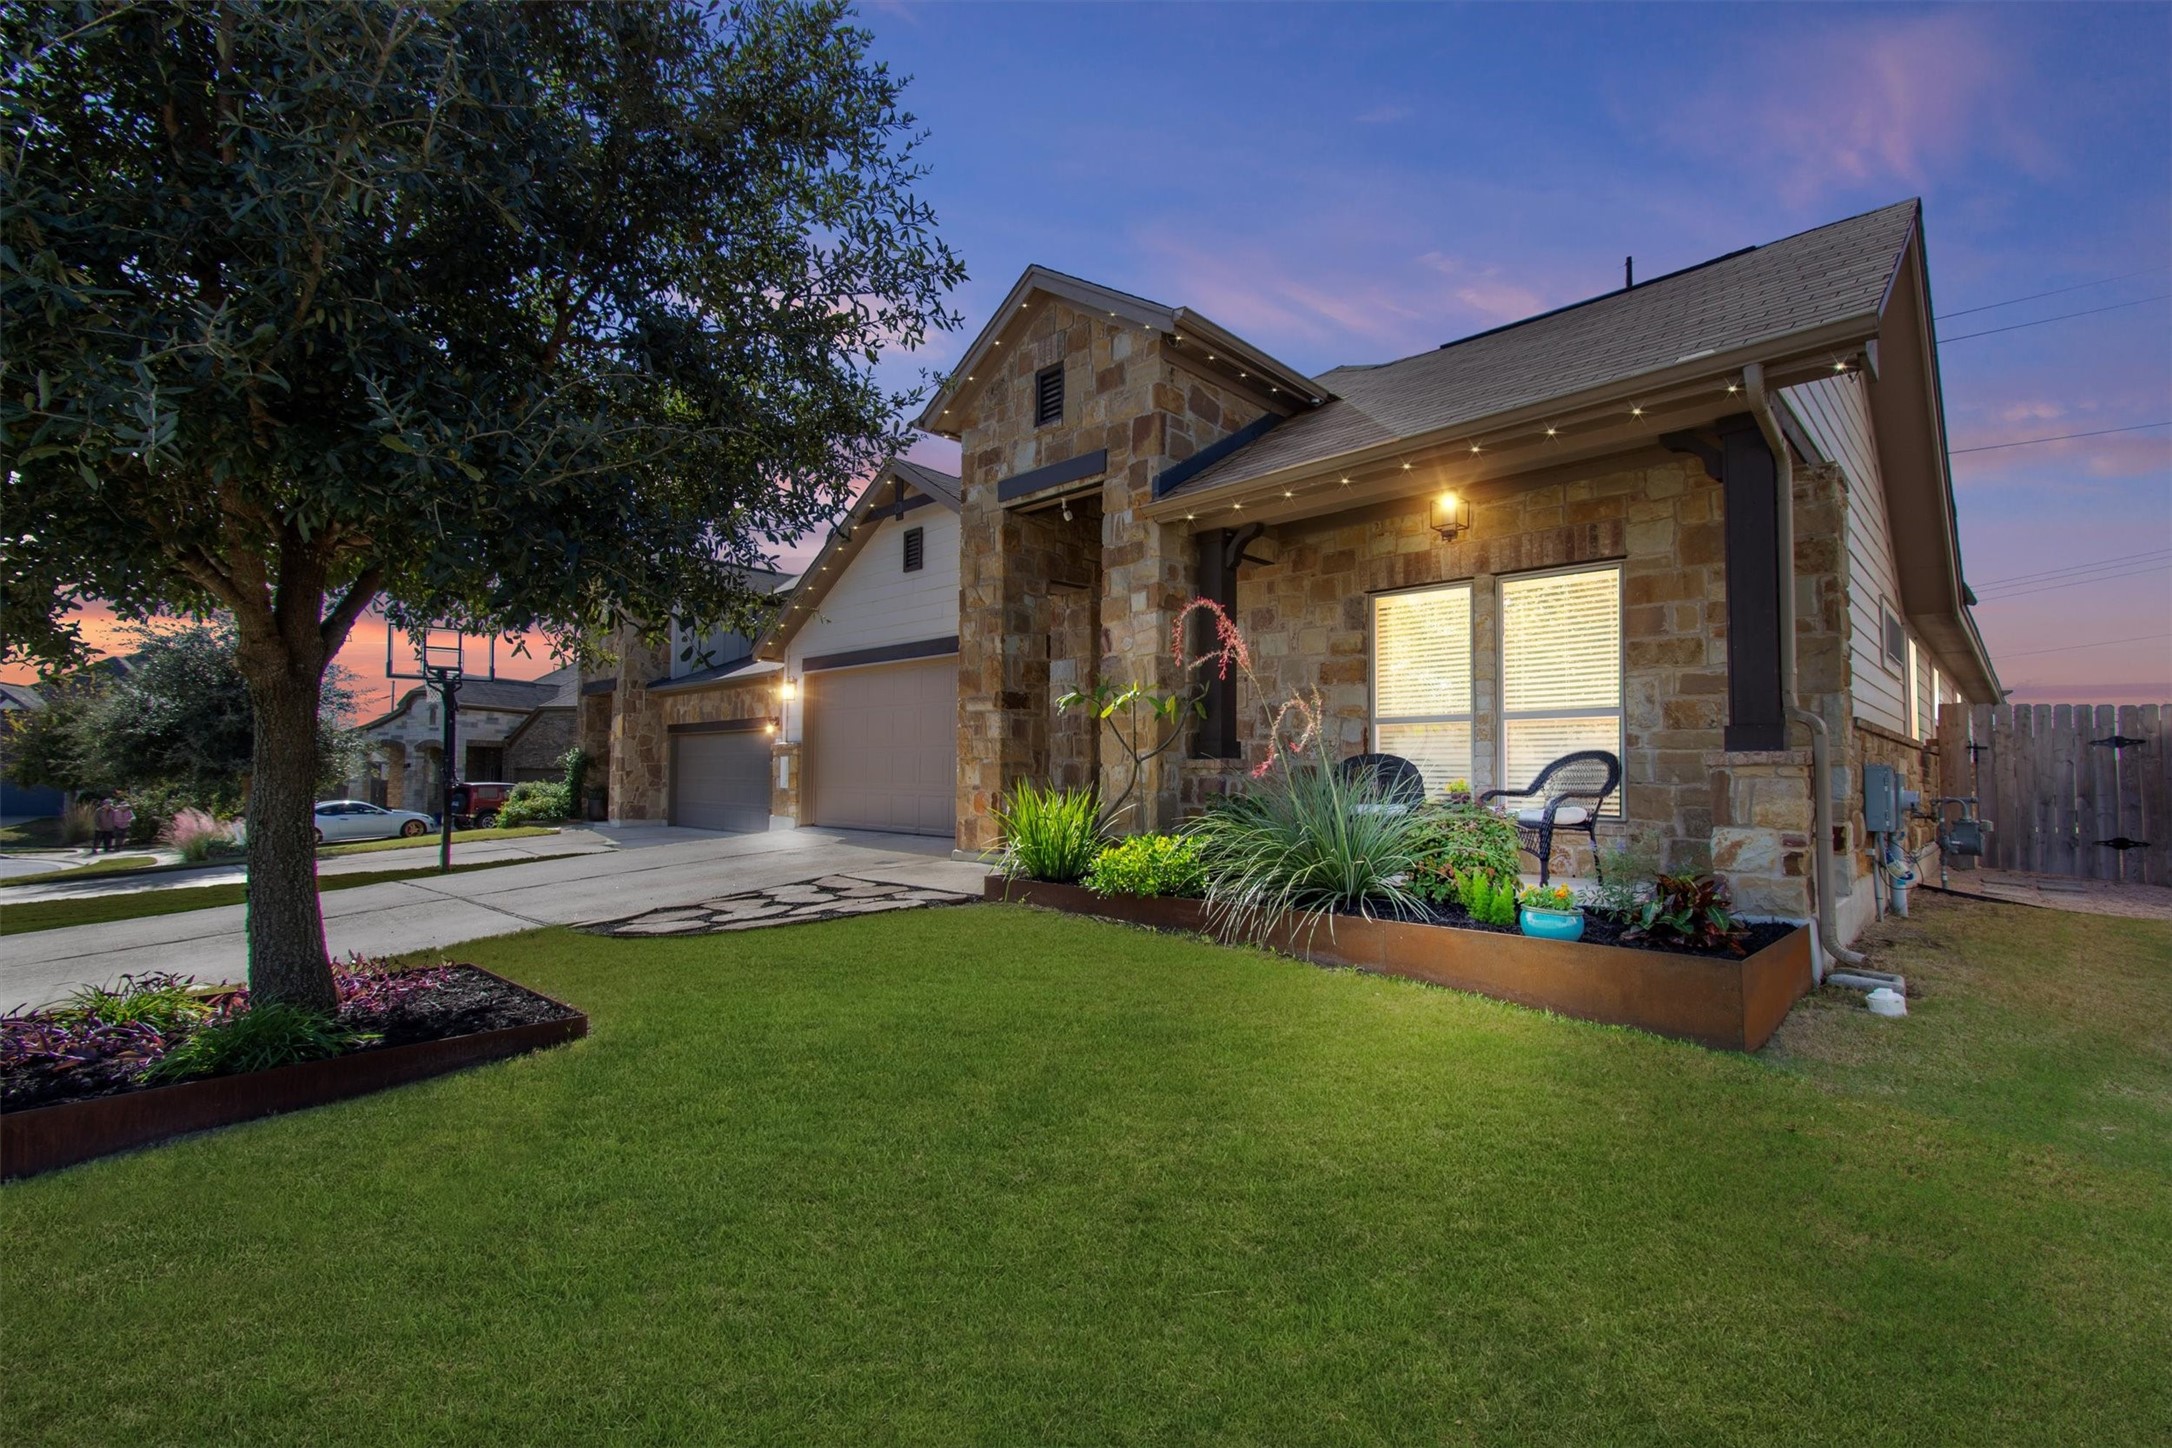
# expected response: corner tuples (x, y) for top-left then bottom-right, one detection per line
(312, 799), (434, 845)
(447, 781), (518, 829)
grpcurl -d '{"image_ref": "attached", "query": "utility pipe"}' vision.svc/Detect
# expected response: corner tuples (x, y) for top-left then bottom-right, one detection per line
(1741, 363), (1866, 976)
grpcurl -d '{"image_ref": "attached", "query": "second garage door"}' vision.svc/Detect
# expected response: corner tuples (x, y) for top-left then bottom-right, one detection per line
(807, 657), (956, 836)
(670, 728), (772, 832)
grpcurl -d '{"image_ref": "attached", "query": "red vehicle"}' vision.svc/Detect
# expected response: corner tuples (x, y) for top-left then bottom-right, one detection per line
(447, 781), (517, 829)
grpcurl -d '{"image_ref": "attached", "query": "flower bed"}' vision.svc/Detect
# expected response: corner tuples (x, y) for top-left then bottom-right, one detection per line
(2, 965), (584, 1180)
(987, 878), (1812, 1052)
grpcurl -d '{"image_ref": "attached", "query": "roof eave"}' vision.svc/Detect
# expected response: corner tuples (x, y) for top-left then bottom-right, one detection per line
(1143, 314), (1882, 520)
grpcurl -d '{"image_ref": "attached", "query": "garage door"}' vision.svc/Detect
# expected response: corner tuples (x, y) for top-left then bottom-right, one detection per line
(808, 657), (956, 836)
(670, 728), (771, 832)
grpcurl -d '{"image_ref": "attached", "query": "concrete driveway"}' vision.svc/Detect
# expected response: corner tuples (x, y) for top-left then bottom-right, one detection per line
(1, 827), (988, 1010)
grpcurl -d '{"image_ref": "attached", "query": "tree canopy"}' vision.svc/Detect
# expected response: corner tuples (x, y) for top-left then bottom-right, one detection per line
(0, 0), (963, 1006)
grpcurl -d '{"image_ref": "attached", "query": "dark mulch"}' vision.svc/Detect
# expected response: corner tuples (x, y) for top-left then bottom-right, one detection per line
(2, 967), (574, 1114)
(1341, 901), (1798, 959)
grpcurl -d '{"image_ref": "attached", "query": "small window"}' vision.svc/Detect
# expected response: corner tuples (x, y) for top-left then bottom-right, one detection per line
(902, 525), (924, 573)
(1881, 602), (1906, 671)
(1034, 363), (1064, 426)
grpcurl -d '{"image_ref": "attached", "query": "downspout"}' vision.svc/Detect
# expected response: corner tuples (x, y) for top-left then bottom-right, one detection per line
(1741, 363), (1866, 976)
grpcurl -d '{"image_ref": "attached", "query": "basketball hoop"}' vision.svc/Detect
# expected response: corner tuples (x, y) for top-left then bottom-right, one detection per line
(384, 628), (500, 872)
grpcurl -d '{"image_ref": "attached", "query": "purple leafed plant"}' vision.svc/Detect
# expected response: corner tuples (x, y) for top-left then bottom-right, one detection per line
(1, 1012), (170, 1078)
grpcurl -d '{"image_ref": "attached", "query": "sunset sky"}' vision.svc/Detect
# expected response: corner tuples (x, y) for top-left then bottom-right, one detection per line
(19, 2), (2171, 711)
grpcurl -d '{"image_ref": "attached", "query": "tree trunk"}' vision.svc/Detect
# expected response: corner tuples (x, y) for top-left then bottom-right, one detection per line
(242, 660), (337, 1013)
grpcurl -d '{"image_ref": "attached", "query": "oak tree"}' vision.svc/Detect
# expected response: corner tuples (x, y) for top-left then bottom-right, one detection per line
(2, 1), (962, 1008)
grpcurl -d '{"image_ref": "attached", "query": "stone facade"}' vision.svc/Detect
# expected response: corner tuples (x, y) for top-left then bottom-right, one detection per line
(603, 619), (783, 825)
(954, 298), (1274, 849)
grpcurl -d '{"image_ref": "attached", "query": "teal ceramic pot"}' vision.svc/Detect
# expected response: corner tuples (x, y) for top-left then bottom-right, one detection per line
(1518, 906), (1585, 943)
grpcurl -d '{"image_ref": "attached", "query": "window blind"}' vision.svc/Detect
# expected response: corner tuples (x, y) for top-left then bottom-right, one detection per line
(1500, 566), (1622, 813)
(1371, 584), (1472, 793)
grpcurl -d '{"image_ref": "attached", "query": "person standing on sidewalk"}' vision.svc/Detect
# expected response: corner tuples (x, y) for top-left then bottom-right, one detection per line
(108, 795), (136, 853)
(90, 797), (116, 853)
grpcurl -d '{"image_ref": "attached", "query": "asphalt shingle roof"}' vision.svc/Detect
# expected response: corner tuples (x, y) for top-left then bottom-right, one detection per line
(1168, 200), (1920, 497)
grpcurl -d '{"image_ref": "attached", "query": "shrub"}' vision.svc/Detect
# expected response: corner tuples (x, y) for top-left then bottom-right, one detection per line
(1084, 834), (1207, 898)
(1623, 873), (1750, 955)
(53, 973), (213, 1037)
(160, 807), (237, 863)
(1519, 883), (1578, 914)
(1407, 805), (1523, 904)
(497, 780), (570, 827)
(58, 799), (95, 845)
(560, 747), (593, 814)
(1189, 752), (1426, 943)
(992, 781), (1105, 884)
(1588, 832), (1663, 919)
(140, 1002), (373, 1085)
(1455, 871), (1519, 927)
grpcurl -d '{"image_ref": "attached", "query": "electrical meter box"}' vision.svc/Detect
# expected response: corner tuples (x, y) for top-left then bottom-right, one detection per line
(1863, 764), (1901, 834)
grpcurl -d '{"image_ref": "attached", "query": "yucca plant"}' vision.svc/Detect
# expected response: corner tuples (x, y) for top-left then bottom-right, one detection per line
(990, 781), (1106, 884)
(1188, 752), (1427, 945)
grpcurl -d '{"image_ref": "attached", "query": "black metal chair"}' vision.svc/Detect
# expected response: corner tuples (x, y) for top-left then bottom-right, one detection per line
(1338, 752), (1428, 809)
(1479, 750), (1622, 885)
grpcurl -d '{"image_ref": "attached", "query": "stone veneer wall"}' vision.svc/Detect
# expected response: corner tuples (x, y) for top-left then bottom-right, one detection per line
(954, 298), (1271, 850)
(1167, 451), (1848, 914)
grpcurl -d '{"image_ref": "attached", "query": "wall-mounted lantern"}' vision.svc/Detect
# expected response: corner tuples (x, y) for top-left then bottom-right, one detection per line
(1430, 491), (1470, 542)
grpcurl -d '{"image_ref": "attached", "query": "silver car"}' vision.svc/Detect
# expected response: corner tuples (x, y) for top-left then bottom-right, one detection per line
(312, 799), (435, 845)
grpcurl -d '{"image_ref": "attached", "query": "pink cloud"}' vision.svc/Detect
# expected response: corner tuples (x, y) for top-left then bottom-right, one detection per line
(1658, 13), (2056, 206)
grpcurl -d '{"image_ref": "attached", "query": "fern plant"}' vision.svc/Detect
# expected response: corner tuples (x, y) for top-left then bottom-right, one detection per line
(1454, 871), (1519, 927)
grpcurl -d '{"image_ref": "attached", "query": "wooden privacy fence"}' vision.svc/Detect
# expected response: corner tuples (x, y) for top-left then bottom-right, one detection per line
(1936, 704), (2169, 885)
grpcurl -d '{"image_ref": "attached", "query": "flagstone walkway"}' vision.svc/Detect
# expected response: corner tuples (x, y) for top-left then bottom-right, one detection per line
(589, 874), (978, 937)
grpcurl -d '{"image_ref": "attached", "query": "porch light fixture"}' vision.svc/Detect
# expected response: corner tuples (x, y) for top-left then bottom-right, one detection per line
(1430, 491), (1470, 542)
(780, 678), (796, 701)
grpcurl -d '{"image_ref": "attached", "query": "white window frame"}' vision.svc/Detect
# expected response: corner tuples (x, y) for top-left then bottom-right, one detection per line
(1369, 581), (1474, 793)
(1907, 636), (1923, 739)
(1496, 561), (1625, 813)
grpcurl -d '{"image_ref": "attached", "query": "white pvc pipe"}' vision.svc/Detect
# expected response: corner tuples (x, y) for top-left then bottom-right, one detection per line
(1742, 363), (1866, 977)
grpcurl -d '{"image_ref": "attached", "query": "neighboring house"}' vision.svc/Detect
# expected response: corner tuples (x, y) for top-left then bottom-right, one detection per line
(0, 681), (64, 818)
(355, 665), (580, 811)
(913, 197), (1995, 943)
(581, 471), (960, 835)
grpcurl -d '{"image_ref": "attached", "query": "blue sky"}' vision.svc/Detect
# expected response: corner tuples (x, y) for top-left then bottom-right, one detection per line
(862, 0), (2172, 702)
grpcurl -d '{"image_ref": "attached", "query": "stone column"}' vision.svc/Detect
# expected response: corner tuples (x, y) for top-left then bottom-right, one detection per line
(606, 624), (673, 824)
(1707, 748), (1814, 919)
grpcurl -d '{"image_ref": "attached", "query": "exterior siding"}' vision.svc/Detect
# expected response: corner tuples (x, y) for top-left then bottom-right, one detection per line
(781, 507), (960, 750)
(1784, 373), (1908, 734)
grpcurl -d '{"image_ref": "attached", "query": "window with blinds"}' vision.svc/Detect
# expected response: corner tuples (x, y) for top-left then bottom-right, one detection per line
(1371, 584), (1471, 795)
(1499, 564), (1622, 812)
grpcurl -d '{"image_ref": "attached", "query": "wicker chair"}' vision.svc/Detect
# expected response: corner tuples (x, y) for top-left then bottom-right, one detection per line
(1478, 750), (1622, 885)
(1337, 752), (1428, 809)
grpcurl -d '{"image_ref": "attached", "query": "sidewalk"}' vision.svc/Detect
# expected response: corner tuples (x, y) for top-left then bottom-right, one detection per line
(0, 827), (987, 1010)
(0, 828), (614, 903)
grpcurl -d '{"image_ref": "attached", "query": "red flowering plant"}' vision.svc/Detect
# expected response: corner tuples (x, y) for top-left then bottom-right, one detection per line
(1057, 598), (1325, 827)
(1171, 597), (1323, 778)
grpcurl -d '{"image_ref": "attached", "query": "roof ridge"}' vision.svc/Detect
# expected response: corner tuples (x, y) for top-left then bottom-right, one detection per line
(1342, 198), (1922, 378)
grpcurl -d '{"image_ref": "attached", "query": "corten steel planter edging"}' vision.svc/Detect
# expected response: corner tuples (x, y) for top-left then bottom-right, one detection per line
(987, 877), (1812, 1052)
(2, 969), (586, 1182)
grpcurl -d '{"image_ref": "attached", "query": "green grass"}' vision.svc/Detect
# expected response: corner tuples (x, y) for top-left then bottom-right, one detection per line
(0, 853), (158, 884)
(3, 895), (2166, 1445)
(0, 815), (67, 850)
(319, 824), (558, 857)
(0, 857), (539, 936)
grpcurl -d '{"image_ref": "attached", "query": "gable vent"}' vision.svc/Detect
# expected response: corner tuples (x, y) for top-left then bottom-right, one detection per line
(1034, 363), (1064, 426)
(902, 525), (925, 573)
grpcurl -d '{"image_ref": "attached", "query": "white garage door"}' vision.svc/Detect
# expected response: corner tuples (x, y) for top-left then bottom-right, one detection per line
(670, 728), (771, 832)
(808, 657), (956, 836)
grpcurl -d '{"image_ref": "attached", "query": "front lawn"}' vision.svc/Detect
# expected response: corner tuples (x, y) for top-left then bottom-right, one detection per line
(4, 896), (2166, 1444)
(0, 857), (542, 936)
(318, 824), (559, 857)
(0, 853), (159, 884)
(0, 816), (66, 850)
